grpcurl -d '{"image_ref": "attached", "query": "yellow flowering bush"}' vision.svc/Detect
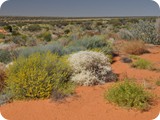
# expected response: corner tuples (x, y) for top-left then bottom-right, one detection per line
(6, 52), (74, 99)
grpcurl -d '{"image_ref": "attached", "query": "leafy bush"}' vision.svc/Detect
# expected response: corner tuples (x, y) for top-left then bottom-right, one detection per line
(12, 35), (27, 46)
(68, 51), (116, 86)
(105, 80), (153, 111)
(17, 42), (64, 57)
(132, 58), (153, 70)
(0, 33), (5, 39)
(129, 20), (159, 45)
(0, 50), (12, 63)
(73, 36), (107, 49)
(3, 25), (12, 32)
(63, 45), (86, 54)
(26, 24), (41, 32)
(69, 35), (113, 55)
(25, 37), (37, 46)
(58, 38), (70, 46)
(118, 29), (134, 40)
(40, 32), (52, 42)
(6, 52), (74, 99)
(121, 40), (148, 55)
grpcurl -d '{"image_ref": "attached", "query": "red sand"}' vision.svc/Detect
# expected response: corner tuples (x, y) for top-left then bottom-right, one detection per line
(0, 46), (160, 120)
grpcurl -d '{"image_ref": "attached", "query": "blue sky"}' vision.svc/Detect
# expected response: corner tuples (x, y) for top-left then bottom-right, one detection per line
(0, 0), (159, 16)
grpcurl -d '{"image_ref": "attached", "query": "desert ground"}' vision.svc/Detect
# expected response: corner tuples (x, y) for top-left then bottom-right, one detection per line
(0, 45), (159, 120)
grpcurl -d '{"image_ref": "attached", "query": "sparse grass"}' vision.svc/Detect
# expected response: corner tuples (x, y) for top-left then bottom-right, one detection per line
(104, 80), (153, 111)
(131, 58), (153, 70)
(129, 55), (140, 60)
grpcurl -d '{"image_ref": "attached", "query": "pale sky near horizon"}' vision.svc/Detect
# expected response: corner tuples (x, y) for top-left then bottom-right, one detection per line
(0, 0), (159, 17)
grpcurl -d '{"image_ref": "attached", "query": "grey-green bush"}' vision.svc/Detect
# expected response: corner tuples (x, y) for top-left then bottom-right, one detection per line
(129, 20), (159, 45)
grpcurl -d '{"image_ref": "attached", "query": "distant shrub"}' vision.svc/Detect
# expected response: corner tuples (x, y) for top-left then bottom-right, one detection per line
(12, 35), (27, 46)
(68, 51), (116, 86)
(58, 38), (70, 46)
(118, 29), (134, 40)
(43, 42), (64, 55)
(0, 50), (12, 63)
(63, 45), (86, 54)
(3, 25), (12, 32)
(121, 40), (148, 55)
(0, 33), (5, 39)
(132, 58), (153, 70)
(105, 80), (153, 111)
(17, 42), (64, 57)
(70, 35), (113, 55)
(12, 31), (21, 36)
(79, 36), (107, 49)
(25, 37), (37, 46)
(64, 29), (70, 34)
(130, 20), (159, 45)
(40, 32), (52, 42)
(27, 24), (41, 32)
(6, 52), (74, 99)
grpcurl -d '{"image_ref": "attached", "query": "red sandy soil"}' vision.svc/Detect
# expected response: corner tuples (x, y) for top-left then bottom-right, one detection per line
(0, 46), (160, 120)
(0, 29), (7, 35)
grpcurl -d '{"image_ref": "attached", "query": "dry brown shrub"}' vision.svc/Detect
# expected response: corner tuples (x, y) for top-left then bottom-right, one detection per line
(120, 40), (148, 55)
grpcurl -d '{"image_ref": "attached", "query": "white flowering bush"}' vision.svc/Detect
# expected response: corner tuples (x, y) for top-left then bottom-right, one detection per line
(68, 51), (116, 86)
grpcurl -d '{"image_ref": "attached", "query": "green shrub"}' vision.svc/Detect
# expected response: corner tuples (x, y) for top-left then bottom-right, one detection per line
(129, 55), (140, 60)
(12, 35), (27, 46)
(40, 32), (52, 42)
(3, 25), (12, 32)
(79, 36), (107, 49)
(105, 80), (152, 111)
(70, 35), (113, 55)
(63, 45), (86, 54)
(6, 52), (74, 99)
(25, 37), (37, 46)
(17, 42), (64, 58)
(26, 24), (41, 32)
(118, 29), (134, 40)
(0, 33), (5, 39)
(0, 50), (12, 63)
(132, 58), (153, 70)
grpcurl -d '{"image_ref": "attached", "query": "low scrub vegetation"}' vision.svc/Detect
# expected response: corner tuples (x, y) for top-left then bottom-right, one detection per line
(0, 49), (12, 63)
(6, 52), (75, 100)
(131, 58), (153, 70)
(105, 80), (153, 111)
